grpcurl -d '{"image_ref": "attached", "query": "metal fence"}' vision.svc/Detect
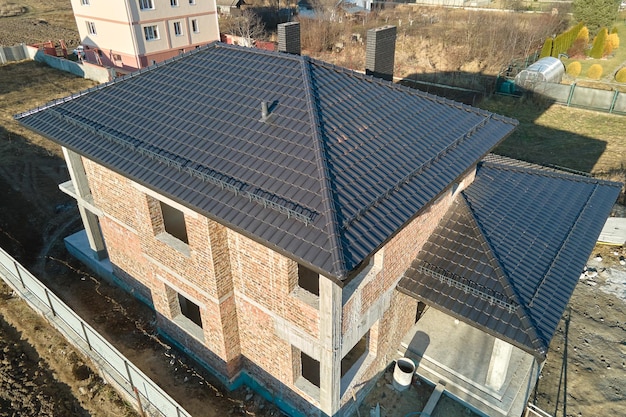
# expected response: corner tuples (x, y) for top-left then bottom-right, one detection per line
(0, 247), (192, 417)
(0, 43), (28, 64)
(529, 81), (626, 115)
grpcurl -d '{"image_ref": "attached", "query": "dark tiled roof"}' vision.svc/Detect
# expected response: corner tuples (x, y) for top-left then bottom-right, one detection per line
(398, 159), (621, 356)
(15, 43), (517, 281)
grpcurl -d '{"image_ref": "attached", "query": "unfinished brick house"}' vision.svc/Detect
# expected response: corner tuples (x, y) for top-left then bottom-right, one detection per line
(16, 42), (619, 417)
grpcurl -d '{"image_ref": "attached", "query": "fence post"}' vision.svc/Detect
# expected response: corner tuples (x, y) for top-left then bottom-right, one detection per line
(566, 83), (576, 107)
(80, 321), (92, 350)
(133, 386), (147, 417)
(124, 359), (135, 388)
(44, 288), (56, 317)
(13, 261), (25, 289)
(609, 90), (619, 114)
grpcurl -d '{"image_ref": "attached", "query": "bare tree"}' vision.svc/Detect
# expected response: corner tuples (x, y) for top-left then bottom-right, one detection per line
(221, 9), (266, 46)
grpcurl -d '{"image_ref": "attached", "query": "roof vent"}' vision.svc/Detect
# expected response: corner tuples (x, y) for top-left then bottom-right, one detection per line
(261, 101), (269, 121)
(277, 22), (301, 55)
(365, 25), (397, 82)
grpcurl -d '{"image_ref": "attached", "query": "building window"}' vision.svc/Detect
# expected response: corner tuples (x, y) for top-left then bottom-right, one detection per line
(178, 293), (203, 328)
(191, 19), (199, 33)
(301, 352), (320, 388)
(165, 285), (204, 340)
(341, 332), (369, 377)
(171, 0), (179, 5)
(298, 264), (319, 296)
(173, 21), (182, 36)
(86, 21), (97, 35)
(189, 0), (196, 4)
(139, 0), (154, 10)
(160, 201), (188, 244)
(81, 0), (90, 5)
(144, 25), (159, 41)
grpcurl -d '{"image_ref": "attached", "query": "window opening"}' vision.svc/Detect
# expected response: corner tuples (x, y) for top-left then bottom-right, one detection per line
(298, 264), (319, 296)
(139, 0), (154, 10)
(144, 25), (159, 40)
(341, 332), (368, 377)
(191, 19), (199, 33)
(86, 21), (97, 35)
(173, 21), (182, 36)
(178, 293), (203, 328)
(301, 352), (320, 388)
(160, 201), (188, 244)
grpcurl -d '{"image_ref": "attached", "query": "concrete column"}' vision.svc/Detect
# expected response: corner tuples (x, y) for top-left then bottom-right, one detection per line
(485, 338), (513, 390)
(62, 147), (91, 198)
(63, 147), (107, 260)
(78, 205), (107, 260)
(319, 276), (342, 416)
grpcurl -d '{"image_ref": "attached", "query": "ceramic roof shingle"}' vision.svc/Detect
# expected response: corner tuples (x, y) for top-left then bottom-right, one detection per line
(15, 42), (517, 281)
(398, 158), (621, 357)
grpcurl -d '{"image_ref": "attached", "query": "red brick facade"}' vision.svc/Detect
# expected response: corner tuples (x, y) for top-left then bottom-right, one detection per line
(80, 157), (476, 416)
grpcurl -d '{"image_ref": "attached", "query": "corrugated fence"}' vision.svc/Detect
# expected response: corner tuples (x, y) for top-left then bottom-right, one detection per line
(0, 247), (192, 417)
(0, 43), (28, 64)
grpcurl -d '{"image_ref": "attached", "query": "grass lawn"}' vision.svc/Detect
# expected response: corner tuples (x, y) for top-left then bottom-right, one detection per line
(480, 95), (626, 184)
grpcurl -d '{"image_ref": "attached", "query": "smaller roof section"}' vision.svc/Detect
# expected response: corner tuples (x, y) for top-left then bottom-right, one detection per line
(398, 156), (621, 357)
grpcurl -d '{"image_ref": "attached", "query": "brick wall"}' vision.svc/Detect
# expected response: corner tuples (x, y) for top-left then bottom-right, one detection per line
(83, 160), (324, 402)
(82, 156), (478, 415)
(339, 170), (477, 407)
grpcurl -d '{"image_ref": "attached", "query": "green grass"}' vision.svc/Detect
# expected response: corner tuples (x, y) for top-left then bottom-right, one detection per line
(479, 95), (626, 180)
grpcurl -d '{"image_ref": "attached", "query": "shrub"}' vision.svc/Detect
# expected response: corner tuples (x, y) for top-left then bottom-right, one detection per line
(590, 28), (608, 58)
(606, 33), (620, 51)
(611, 26), (619, 34)
(587, 64), (603, 80)
(615, 67), (626, 83)
(540, 37), (553, 58)
(576, 26), (589, 44)
(567, 61), (582, 77)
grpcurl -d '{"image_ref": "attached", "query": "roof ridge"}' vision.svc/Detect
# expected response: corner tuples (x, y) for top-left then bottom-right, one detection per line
(460, 193), (547, 355)
(300, 55), (347, 279)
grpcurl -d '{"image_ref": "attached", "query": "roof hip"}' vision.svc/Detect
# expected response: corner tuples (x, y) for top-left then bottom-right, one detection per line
(300, 56), (347, 279)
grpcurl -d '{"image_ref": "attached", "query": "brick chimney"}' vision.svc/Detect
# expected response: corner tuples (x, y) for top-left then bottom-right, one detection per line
(365, 25), (397, 82)
(277, 22), (301, 55)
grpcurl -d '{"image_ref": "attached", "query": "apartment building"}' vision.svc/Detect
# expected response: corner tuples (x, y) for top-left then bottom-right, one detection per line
(71, 0), (219, 69)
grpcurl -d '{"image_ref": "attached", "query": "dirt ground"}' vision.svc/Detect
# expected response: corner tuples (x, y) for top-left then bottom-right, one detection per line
(0, 0), (80, 47)
(1, 2), (626, 417)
